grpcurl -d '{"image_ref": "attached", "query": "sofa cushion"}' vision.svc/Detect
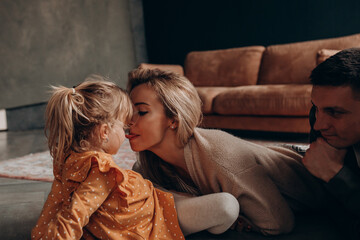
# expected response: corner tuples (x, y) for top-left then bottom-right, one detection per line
(184, 46), (265, 87)
(196, 87), (231, 114)
(213, 84), (312, 116)
(258, 33), (360, 85)
(201, 115), (310, 133)
(316, 49), (340, 65)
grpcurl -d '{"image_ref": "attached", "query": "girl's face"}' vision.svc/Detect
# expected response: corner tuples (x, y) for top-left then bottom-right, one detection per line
(127, 84), (173, 152)
(105, 120), (126, 155)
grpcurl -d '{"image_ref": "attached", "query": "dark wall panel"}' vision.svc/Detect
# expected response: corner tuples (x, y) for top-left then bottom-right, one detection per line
(142, 0), (360, 65)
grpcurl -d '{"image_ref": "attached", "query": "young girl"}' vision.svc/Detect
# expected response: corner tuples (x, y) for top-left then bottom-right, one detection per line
(31, 75), (239, 240)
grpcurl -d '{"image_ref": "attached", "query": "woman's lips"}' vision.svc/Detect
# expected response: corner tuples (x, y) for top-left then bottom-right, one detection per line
(125, 134), (139, 140)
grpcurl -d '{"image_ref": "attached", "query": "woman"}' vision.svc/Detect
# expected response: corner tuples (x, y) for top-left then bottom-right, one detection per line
(125, 68), (327, 236)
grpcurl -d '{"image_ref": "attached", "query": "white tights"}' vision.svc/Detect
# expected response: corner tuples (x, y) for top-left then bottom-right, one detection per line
(172, 192), (240, 236)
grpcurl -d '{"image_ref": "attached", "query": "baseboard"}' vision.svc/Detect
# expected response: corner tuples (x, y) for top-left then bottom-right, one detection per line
(0, 109), (7, 131)
(6, 103), (46, 131)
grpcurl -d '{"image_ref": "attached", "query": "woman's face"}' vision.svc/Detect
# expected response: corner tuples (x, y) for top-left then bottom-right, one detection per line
(127, 84), (173, 152)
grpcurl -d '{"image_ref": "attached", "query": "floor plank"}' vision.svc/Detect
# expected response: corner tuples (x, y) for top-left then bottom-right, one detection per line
(0, 177), (51, 240)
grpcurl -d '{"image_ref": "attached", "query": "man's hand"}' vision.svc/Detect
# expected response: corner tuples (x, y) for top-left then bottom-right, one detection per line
(302, 138), (347, 182)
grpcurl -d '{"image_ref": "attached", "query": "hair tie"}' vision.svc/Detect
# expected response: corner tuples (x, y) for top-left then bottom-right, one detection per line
(72, 88), (76, 94)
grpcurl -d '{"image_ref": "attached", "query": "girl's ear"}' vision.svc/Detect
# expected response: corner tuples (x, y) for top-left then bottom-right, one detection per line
(99, 123), (110, 140)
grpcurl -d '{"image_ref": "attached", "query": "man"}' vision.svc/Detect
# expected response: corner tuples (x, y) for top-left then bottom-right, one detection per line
(303, 48), (360, 238)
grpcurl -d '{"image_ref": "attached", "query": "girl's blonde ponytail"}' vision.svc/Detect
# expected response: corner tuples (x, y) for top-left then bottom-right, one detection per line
(45, 76), (133, 178)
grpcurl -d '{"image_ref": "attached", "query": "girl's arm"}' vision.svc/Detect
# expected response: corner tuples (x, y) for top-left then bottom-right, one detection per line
(32, 166), (117, 240)
(31, 178), (63, 238)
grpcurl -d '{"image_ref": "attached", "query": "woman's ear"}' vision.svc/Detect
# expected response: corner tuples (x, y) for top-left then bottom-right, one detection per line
(99, 123), (110, 141)
(169, 119), (178, 129)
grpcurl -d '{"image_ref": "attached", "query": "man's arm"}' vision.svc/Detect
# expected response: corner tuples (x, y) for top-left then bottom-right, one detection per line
(302, 138), (360, 217)
(302, 138), (347, 182)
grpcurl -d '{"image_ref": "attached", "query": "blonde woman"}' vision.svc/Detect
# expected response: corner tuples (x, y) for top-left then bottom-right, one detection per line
(31, 75), (239, 240)
(126, 68), (329, 236)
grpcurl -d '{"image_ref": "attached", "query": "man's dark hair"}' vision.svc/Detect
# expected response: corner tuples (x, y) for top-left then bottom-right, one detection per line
(310, 48), (360, 93)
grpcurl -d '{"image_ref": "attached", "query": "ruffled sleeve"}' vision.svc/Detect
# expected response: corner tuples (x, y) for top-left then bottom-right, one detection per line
(64, 151), (122, 182)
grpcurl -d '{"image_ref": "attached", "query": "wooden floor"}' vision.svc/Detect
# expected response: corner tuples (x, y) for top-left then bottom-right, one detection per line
(0, 129), (351, 240)
(0, 178), (51, 239)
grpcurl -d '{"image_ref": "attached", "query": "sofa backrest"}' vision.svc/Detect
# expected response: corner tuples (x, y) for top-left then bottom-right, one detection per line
(184, 46), (265, 87)
(258, 33), (360, 85)
(138, 63), (184, 76)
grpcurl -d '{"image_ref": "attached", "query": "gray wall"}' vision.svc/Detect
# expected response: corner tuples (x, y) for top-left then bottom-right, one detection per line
(0, 0), (138, 109)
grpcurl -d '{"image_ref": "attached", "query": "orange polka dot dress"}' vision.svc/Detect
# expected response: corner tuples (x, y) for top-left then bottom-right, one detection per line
(31, 151), (184, 240)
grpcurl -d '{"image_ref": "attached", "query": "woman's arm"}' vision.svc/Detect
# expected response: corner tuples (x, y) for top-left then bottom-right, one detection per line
(224, 165), (295, 235)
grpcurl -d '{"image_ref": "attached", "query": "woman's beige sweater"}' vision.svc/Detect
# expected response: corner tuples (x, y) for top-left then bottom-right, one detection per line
(134, 128), (327, 235)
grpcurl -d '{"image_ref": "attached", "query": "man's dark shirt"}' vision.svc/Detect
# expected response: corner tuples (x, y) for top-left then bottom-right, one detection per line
(309, 106), (360, 239)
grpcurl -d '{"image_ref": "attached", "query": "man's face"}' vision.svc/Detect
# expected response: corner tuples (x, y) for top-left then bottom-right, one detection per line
(311, 85), (360, 149)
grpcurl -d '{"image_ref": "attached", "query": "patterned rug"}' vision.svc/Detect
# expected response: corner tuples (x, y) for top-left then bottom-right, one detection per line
(0, 137), (309, 182)
(0, 140), (137, 182)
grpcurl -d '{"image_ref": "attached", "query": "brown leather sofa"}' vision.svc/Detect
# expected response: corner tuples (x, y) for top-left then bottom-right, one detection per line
(140, 33), (360, 133)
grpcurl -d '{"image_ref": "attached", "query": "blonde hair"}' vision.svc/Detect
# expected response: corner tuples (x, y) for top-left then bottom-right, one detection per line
(127, 68), (202, 190)
(128, 68), (202, 146)
(45, 74), (132, 177)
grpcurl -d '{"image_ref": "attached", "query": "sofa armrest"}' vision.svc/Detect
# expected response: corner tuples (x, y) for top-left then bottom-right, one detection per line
(138, 63), (184, 76)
